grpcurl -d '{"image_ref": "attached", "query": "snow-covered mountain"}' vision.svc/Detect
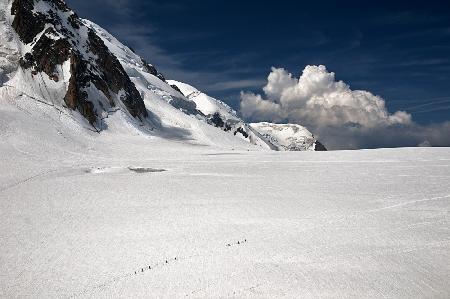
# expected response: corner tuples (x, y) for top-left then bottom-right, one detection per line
(6, 0), (149, 126)
(168, 80), (326, 151)
(166, 79), (273, 149)
(250, 122), (327, 151)
(0, 0), (249, 148)
(2, 2), (450, 298)
(0, 0), (325, 151)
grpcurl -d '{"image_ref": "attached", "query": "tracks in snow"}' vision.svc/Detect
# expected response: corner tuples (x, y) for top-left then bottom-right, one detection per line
(69, 238), (250, 298)
(0, 165), (168, 195)
(0, 169), (59, 194)
(367, 194), (450, 212)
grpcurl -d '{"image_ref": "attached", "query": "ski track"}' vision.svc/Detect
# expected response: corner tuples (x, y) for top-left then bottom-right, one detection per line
(367, 194), (450, 212)
(0, 169), (58, 194)
(69, 239), (249, 298)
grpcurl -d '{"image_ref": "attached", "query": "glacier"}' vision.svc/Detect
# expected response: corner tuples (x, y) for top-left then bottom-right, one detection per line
(1, 0), (450, 298)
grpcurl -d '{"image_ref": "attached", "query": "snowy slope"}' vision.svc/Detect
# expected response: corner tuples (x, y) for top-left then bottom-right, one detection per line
(1, 0), (325, 151)
(0, 0), (265, 149)
(0, 1), (17, 85)
(250, 122), (318, 151)
(82, 20), (185, 102)
(1, 100), (449, 297)
(168, 79), (240, 121)
(169, 79), (285, 150)
(81, 19), (268, 149)
(4, 0), (152, 127)
(1, 2), (450, 298)
(168, 79), (327, 151)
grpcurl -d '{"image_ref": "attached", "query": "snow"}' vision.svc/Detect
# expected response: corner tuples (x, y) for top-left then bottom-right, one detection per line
(165, 80), (324, 151)
(81, 20), (279, 150)
(167, 79), (239, 120)
(1, 94), (450, 297)
(250, 122), (316, 151)
(82, 19), (244, 145)
(1, 0), (83, 113)
(1, 1), (450, 297)
(82, 19), (182, 100)
(3, 1), (316, 153)
(0, 0), (18, 85)
(0, 1), (257, 148)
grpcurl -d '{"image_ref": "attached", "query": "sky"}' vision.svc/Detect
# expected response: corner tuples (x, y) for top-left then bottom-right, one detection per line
(66, 0), (450, 149)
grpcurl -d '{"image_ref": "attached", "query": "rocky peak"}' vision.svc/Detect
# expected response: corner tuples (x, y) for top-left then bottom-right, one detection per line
(314, 141), (327, 151)
(141, 58), (166, 82)
(169, 84), (184, 95)
(10, 0), (148, 125)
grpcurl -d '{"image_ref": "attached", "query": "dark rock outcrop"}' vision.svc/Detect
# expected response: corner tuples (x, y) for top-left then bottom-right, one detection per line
(315, 141), (327, 151)
(11, 0), (46, 44)
(19, 27), (71, 82)
(142, 58), (166, 82)
(142, 59), (158, 76)
(64, 54), (96, 124)
(234, 127), (249, 138)
(87, 30), (147, 118)
(156, 73), (166, 82)
(168, 97), (199, 116)
(210, 112), (225, 128)
(11, 0), (148, 125)
(170, 84), (184, 95)
(209, 112), (232, 132)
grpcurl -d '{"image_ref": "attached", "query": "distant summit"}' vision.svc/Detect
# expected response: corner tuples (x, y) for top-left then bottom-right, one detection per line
(169, 80), (326, 151)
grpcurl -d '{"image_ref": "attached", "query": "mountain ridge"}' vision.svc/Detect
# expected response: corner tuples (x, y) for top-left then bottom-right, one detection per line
(1, 0), (326, 151)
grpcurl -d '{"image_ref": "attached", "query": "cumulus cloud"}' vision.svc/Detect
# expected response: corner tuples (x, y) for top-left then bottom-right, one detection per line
(240, 65), (450, 149)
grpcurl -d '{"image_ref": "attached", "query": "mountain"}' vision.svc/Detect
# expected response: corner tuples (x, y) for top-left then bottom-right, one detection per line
(168, 80), (326, 151)
(1, 2), (449, 298)
(250, 122), (327, 151)
(166, 79), (273, 150)
(0, 0), (249, 149)
(0, 0), (325, 151)
(8, 0), (147, 126)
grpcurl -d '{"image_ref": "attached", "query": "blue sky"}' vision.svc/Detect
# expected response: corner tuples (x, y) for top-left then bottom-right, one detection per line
(66, 0), (450, 124)
(65, 0), (450, 148)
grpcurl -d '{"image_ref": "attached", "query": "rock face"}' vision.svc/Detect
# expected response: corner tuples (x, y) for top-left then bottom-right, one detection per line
(11, 0), (45, 44)
(142, 58), (166, 82)
(10, 0), (147, 125)
(314, 141), (327, 151)
(170, 84), (183, 95)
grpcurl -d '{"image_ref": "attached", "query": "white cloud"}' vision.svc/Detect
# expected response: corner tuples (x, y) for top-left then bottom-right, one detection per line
(240, 92), (284, 122)
(262, 67), (296, 101)
(243, 65), (412, 128)
(240, 65), (450, 149)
